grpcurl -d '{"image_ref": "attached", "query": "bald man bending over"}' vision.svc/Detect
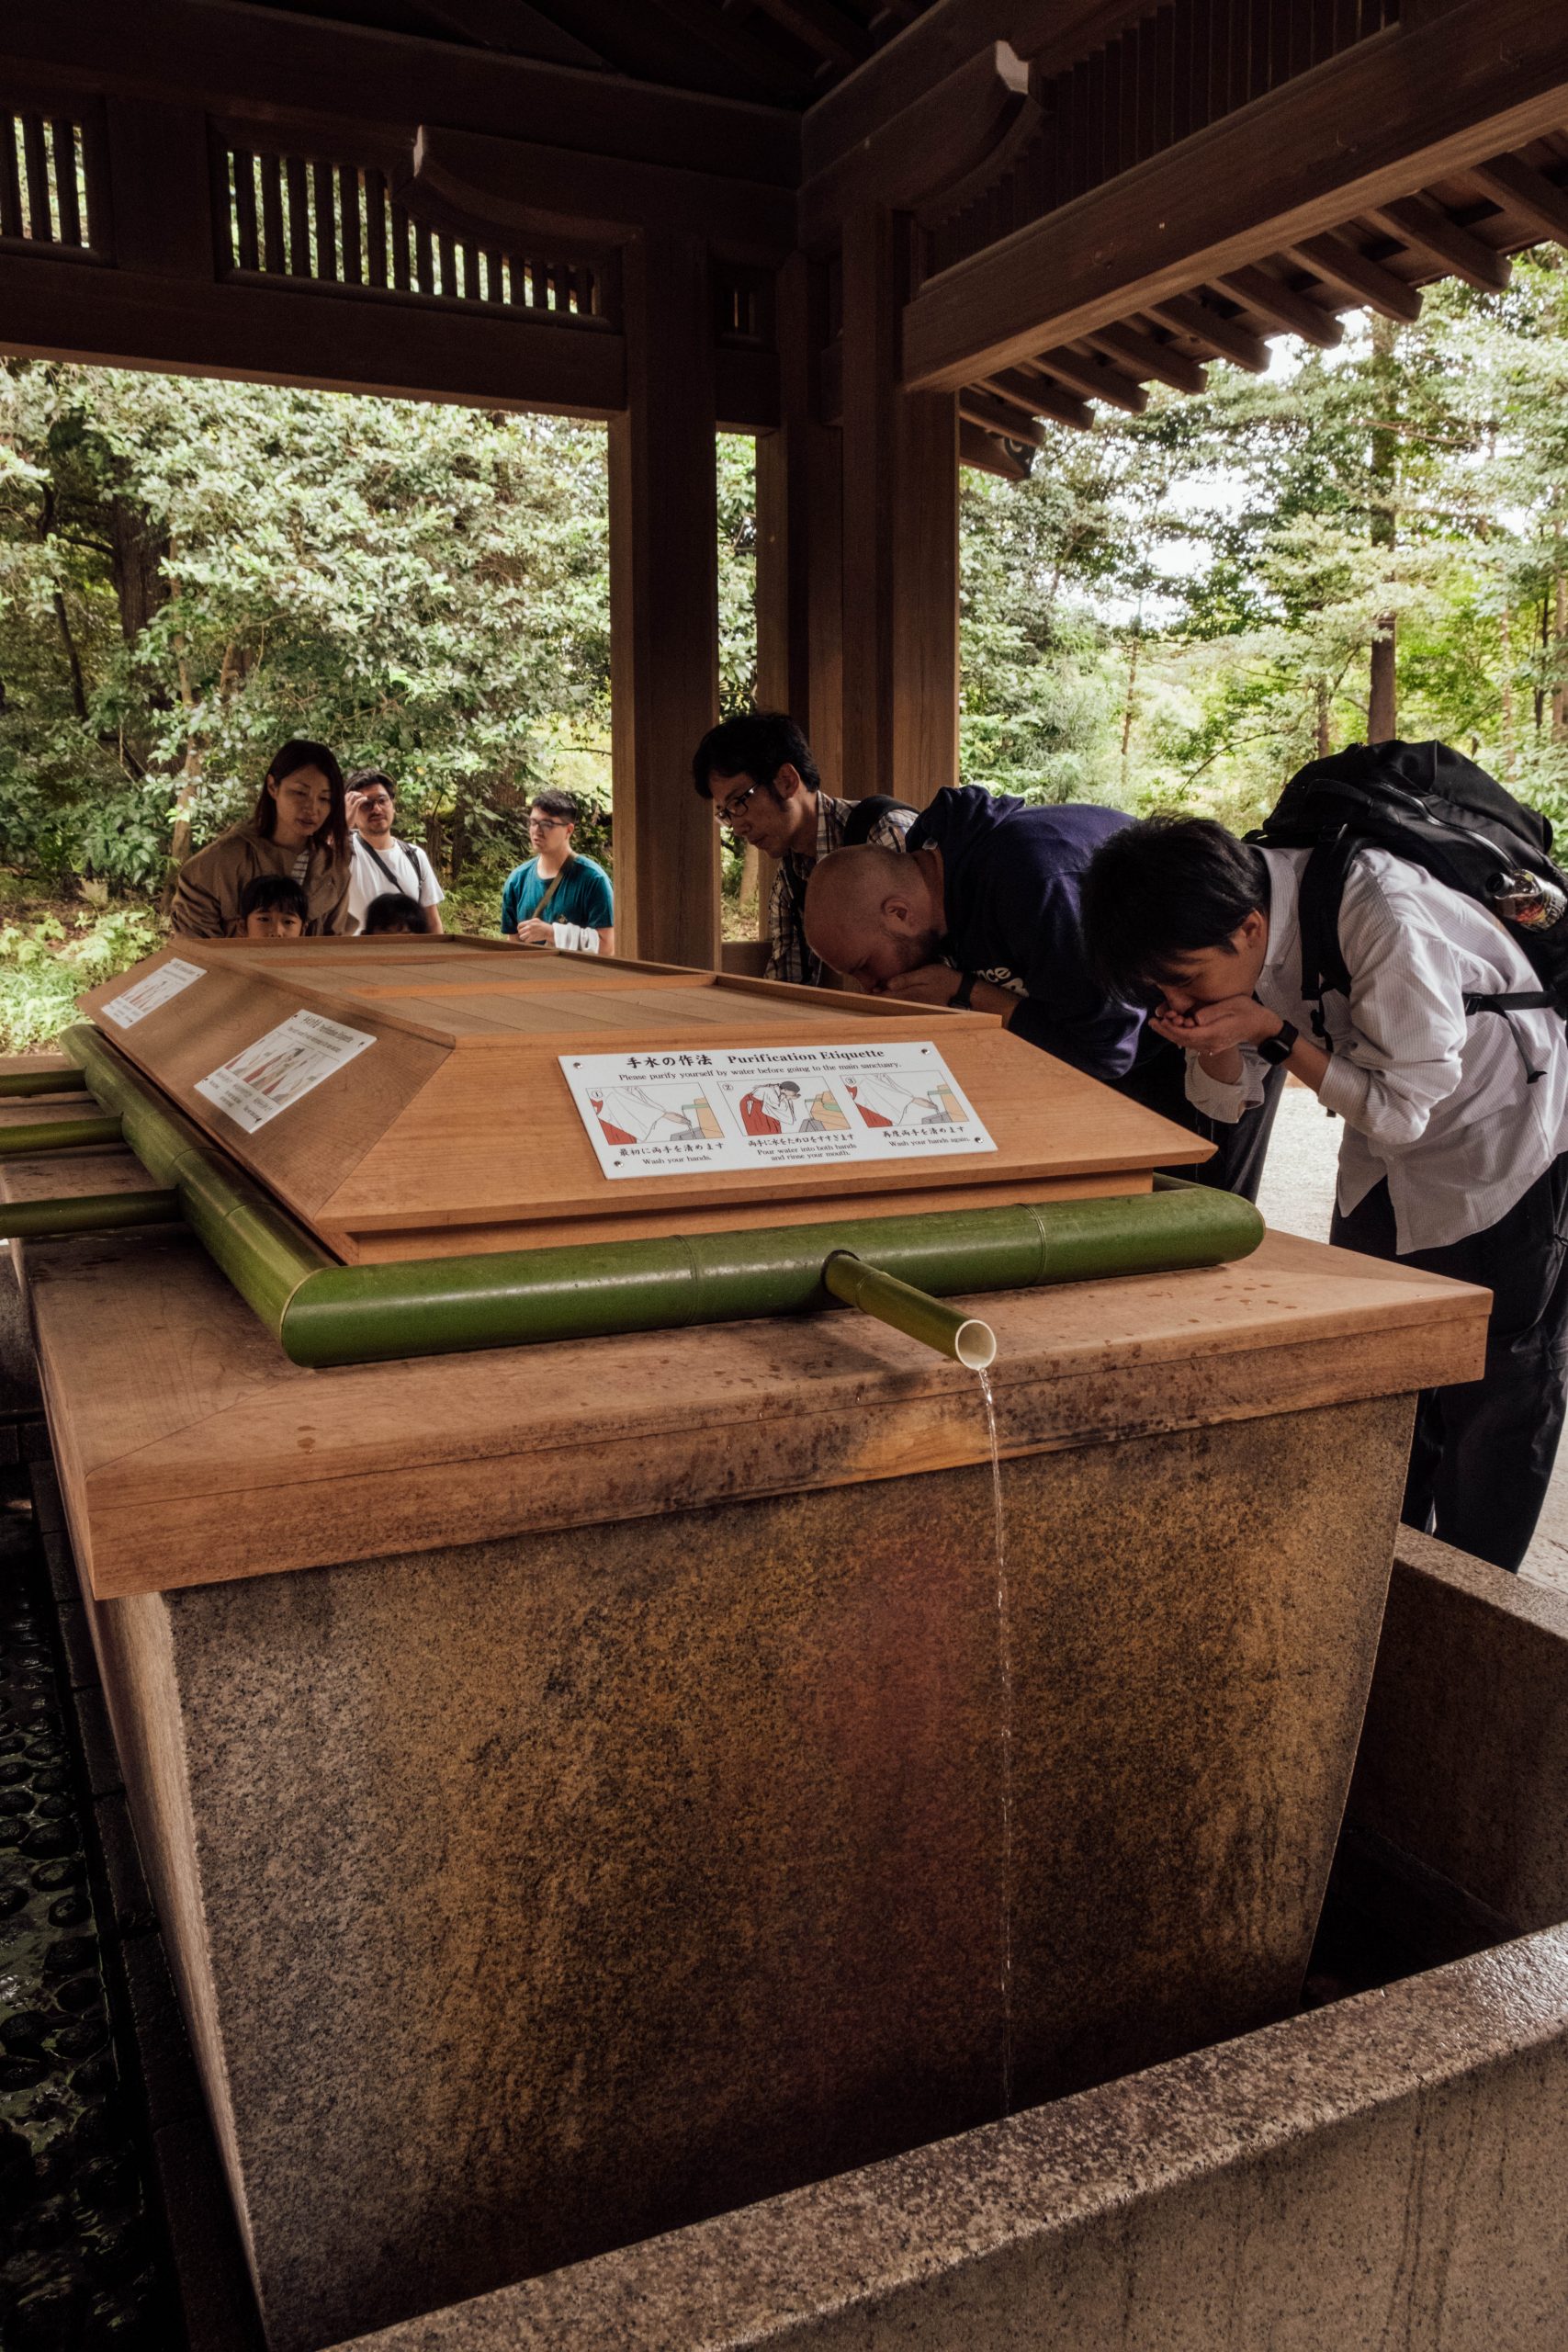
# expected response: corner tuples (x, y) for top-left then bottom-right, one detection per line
(804, 784), (1283, 1197)
(805, 786), (1142, 1080)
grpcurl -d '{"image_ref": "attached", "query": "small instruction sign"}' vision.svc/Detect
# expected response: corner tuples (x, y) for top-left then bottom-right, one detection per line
(562, 1042), (996, 1181)
(100, 956), (205, 1029)
(197, 1009), (375, 1134)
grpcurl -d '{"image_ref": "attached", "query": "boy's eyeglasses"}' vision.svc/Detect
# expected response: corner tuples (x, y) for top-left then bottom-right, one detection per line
(528, 816), (569, 832)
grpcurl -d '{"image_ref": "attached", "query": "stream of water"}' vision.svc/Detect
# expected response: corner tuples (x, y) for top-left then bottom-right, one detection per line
(976, 1366), (1015, 2118)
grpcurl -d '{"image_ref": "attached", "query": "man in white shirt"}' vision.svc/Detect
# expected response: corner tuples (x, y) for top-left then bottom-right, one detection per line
(344, 769), (446, 933)
(1080, 813), (1568, 1573)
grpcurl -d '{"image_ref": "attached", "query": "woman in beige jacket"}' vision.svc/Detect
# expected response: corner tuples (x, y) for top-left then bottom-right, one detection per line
(170, 740), (355, 939)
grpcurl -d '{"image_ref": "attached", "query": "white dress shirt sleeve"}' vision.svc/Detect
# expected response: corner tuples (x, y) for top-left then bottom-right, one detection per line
(1184, 1047), (1268, 1124)
(1313, 866), (1469, 1148)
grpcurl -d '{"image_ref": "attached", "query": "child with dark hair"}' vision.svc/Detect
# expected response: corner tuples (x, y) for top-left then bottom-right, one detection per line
(235, 873), (309, 940)
(362, 892), (430, 935)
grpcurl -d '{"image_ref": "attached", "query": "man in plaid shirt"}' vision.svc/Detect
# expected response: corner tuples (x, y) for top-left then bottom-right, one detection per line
(692, 712), (915, 988)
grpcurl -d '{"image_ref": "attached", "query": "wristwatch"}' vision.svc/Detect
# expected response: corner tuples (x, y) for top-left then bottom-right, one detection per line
(950, 971), (977, 1010)
(1258, 1018), (1298, 1066)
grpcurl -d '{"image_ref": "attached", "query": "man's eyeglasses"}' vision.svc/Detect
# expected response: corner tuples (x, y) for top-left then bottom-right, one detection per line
(713, 780), (768, 831)
(528, 815), (569, 832)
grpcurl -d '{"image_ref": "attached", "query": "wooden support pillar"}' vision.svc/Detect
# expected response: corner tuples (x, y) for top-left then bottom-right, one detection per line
(839, 209), (959, 808)
(755, 252), (844, 789)
(608, 231), (720, 968)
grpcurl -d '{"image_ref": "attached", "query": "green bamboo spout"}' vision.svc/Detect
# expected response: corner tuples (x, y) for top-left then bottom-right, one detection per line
(0, 1068), (89, 1100)
(823, 1250), (998, 1369)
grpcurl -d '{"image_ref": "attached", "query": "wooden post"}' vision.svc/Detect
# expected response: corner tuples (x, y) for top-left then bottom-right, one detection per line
(609, 230), (720, 967)
(839, 208), (959, 808)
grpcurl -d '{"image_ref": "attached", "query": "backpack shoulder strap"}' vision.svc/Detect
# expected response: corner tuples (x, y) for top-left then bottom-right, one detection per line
(1294, 837), (1358, 1039)
(842, 794), (917, 847)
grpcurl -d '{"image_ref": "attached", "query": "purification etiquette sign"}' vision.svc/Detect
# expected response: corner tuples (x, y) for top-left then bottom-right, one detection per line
(562, 1042), (997, 1179)
(197, 1009), (377, 1134)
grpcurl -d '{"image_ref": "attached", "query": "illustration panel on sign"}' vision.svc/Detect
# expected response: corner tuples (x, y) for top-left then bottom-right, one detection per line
(196, 1009), (376, 1134)
(99, 957), (206, 1029)
(562, 1044), (995, 1179)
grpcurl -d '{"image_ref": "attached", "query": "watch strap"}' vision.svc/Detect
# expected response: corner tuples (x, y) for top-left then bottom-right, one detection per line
(1258, 1019), (1298, 1066)
(951, 970), (976, 1010)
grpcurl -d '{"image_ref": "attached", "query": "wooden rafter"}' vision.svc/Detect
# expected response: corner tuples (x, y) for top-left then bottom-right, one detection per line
(1367, 194), (1512, 293)
(1145, 293), (1267, 374)
(1082, 320), (1206, 395)
(1025, 345), (1145, 414)
(1469, 152), (1568, 246)
(959, 385), (1045, 445)
(1213, 264), (1342, 350)
(1285, 232), (1424, 323)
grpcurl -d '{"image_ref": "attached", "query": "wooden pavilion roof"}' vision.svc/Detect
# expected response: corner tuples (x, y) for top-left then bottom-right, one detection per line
(240, 0), (940, 105)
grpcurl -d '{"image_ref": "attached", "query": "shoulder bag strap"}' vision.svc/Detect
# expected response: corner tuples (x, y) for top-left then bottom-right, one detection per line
(533, 853), (575, 922)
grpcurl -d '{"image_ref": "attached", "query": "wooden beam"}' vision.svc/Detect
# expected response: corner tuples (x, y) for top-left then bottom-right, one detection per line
(404, 122), (794, 263)
(1146, 293), (1268, 372)
(998, 374), (1093, 431)
(901, 0), (1568, 390)
(608, 232), (720, 967)
(959, 420), (1031, 478)
(1368, 193), (1512, 292)
(1285, 231), (1424, 322)
(0, 0), (800, 187)
(1214, 264), (1343, 348)
(798, 40), (1029, 249)
(959, 388), (1046, 447)
(1027, 345), (1146, 413)
(840, 207), (959, 808)
(1083, 319), (1207, 394)
(1469, 150), (1568, 246)
(0, 246), (626, 415)
(804, 0), (1147, 176)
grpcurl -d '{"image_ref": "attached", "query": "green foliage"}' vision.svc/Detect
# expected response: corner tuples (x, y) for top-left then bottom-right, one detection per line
(0, 902), (164, 1050)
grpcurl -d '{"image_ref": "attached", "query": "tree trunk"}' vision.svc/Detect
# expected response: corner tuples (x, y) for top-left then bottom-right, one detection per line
(108, 496), (170, 642)
(1120, 619), (1142, 794)
(1553, 521), (1566, 741)
(1314, 676), (1332, 759)
(161, 576), (202, 910)
(1501, 603), (1518, 781)
(52, 591), (89, 721)
(1367, 312), (1399, 742)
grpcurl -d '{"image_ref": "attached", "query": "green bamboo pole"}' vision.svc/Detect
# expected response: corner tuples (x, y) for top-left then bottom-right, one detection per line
(0, 1190), (182, 1239)
(0, 1068), (89, 1100)
(0, 1115), (122, 1158)
(59, 1024), (1266, 1371)
(822, 1250), (997, 1369)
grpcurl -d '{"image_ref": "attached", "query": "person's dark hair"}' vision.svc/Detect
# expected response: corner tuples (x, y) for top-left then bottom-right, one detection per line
(1079, 817), (1269, 1005)
(362, 892), (429, 935)
(691, 711), (819, 801)
(529, 789), (578, 826)
(237, 873), (310, 924)
(254, 739), (350, 860)
(346, 766), (396, 798)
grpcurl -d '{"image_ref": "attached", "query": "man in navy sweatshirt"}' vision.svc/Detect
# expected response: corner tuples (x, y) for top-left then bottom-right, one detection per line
(803, 785), (1281, 1197)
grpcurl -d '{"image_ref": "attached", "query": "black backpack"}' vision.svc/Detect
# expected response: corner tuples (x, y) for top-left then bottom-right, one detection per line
(1247, 739), (1568, 1047)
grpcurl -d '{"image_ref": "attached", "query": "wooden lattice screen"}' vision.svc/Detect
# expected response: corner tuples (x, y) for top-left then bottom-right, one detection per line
(220, 141), (612, 323)
(0, 107), (95, 254)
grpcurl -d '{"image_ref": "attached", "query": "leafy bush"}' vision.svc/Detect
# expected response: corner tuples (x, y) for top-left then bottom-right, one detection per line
(0, 903), (164, 1051)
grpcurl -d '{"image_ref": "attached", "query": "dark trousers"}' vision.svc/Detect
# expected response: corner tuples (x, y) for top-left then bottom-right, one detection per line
(1330, 1155), (1568, 1573)
(1116, 1038), (1286, 1204)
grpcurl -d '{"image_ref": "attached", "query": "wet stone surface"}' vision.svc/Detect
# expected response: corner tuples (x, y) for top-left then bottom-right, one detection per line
(0, 1475), (175, 2349)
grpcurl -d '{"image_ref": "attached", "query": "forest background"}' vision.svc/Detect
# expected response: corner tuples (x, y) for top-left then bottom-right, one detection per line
(4, 249), (1568, 1044)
